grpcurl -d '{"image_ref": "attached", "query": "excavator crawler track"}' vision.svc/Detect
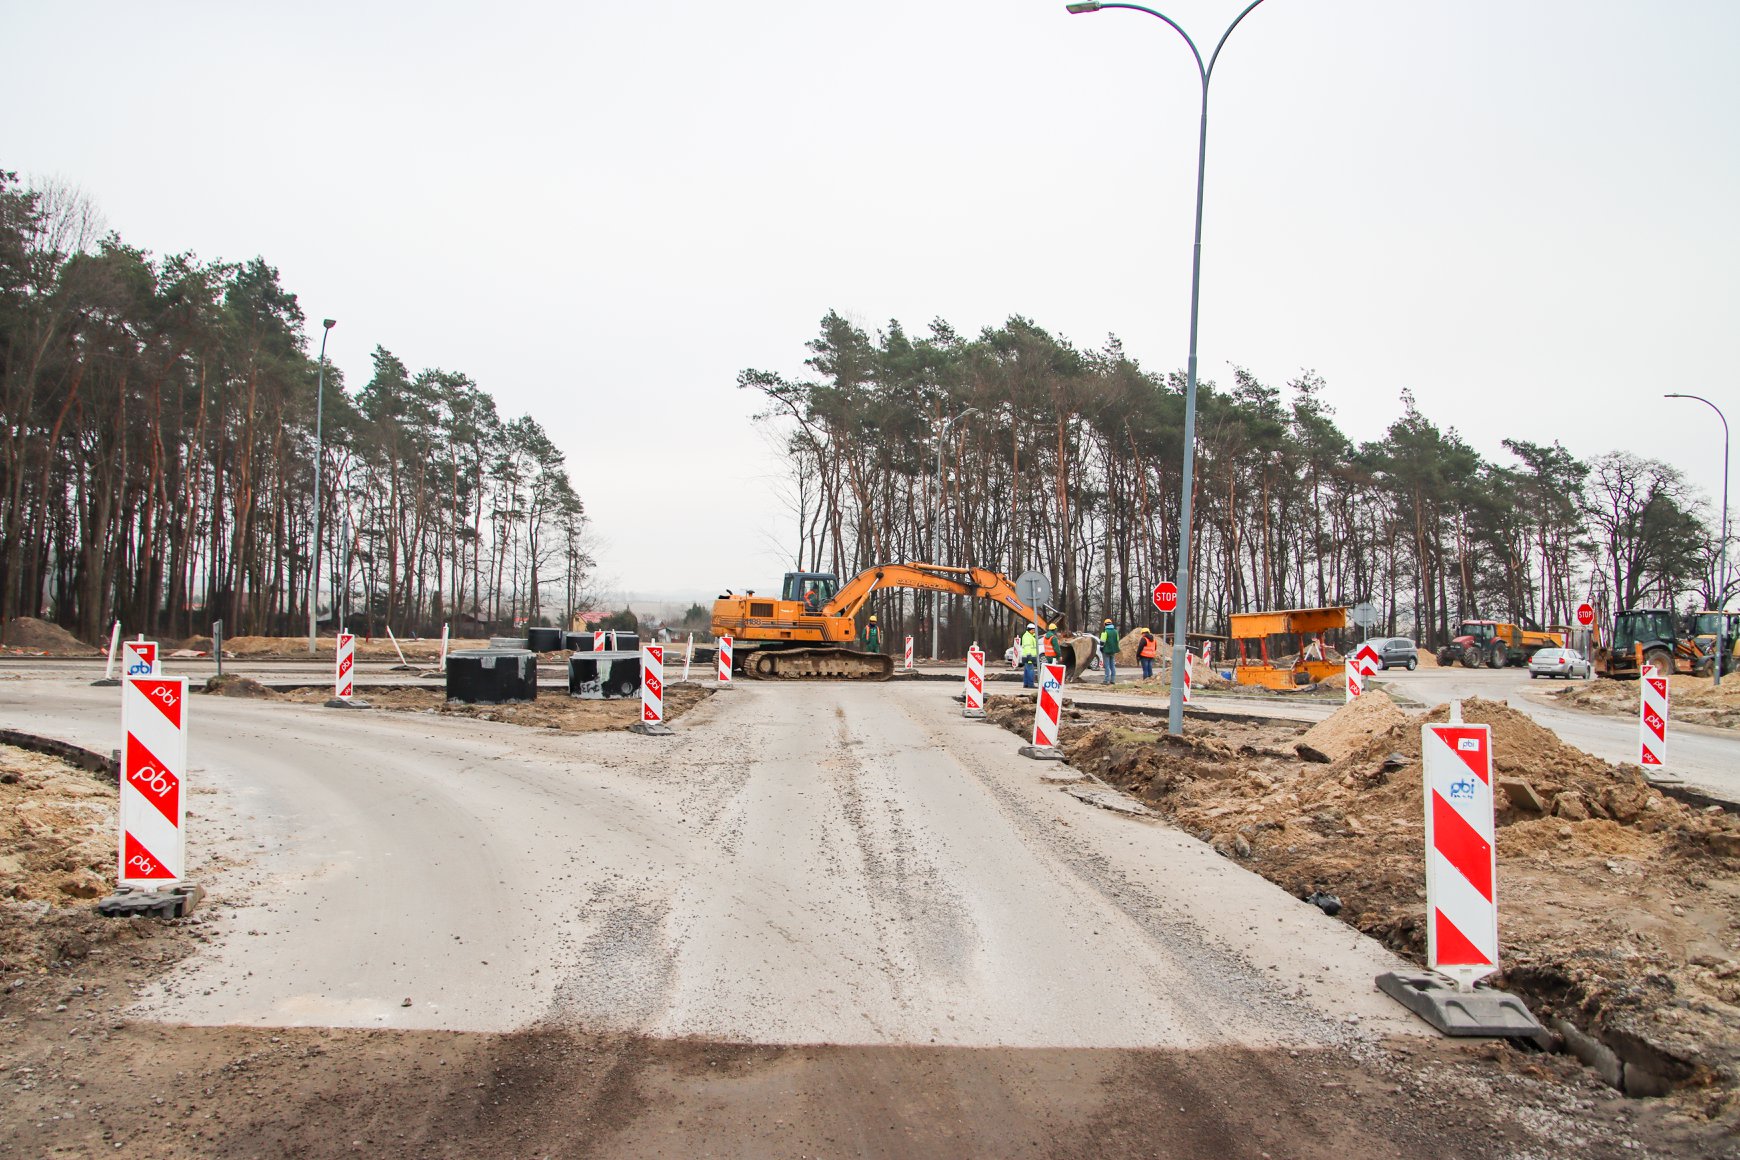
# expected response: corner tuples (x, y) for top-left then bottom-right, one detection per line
(745, 647), (895, 680)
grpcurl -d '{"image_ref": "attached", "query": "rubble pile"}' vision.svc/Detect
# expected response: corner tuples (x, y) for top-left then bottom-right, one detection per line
(985, 691), (1740, 1117)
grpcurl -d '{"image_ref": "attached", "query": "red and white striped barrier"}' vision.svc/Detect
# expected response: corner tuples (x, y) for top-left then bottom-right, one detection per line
(1201, 640), (1213, 664)
(120, 674), (187, 886)
(1422, 713), (1499, 988)
(1346, 659), (1364, 702)
(1182, 659), (1193, 704)
(904, 635), (914, 671)
(593, 630), (606, 653)
(682, 633), (694, 682)
(334, 632), (355, 700)
(1639, 663), (1668, 769)
(717, 635), (733, 685)
(963, 646), (986, 717)
(641, 645), (664, 725)
(122, 639), (160, 678)
(1031, 662), (1065, 748)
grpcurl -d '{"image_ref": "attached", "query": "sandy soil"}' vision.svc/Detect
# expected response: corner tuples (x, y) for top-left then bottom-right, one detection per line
(263, 681), (713, 732)
(216, 634), (495, 661)
(0, 618), (100, 657)
(1554, 674), (1740, 731)
(0, 740), (1724, 1159)
(987, 691), (1740, 1130)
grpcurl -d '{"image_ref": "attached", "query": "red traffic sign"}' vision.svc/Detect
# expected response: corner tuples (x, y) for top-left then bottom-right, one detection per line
(1152, 582), (1178, 614)
(1575, 603), (1595, 628)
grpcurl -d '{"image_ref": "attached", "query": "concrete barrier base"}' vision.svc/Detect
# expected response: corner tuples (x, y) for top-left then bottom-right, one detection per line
(1376, 971), (1549, 1045)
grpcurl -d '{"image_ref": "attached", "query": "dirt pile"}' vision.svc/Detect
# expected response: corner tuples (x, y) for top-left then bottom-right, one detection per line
(219, 635), (488, 660)
(0, 617), (98, 655)
(202, 675), (280, 699)
(284, 683), (712, 732)
(1556, 676), (1740, 731)
(0, 747), (116, 909)
(986, 695), (1740, 1117)
(1293, 689), (1409, 762)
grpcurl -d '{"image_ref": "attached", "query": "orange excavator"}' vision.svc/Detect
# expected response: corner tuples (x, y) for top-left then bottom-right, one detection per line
(711, 562), (1093, 679)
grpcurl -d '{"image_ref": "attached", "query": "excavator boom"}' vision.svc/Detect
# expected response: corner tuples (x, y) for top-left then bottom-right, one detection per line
(825, 563), (1042, 624)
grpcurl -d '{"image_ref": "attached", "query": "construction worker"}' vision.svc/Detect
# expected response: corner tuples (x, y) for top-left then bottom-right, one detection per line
(1137, 628), (1158, 680)
(803, 586), (821, 613)
(1099, 618), (1120, 685)
(1020, 621), (1039, 688)
(1043, 623), (1063, 681)
(862, 614), (882, 653)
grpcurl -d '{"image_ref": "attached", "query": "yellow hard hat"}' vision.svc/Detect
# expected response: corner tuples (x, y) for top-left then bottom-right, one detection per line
(1049, 623), (1058, 630)
(869, 615), (877, 622)
(1104, 618), (1113, 624)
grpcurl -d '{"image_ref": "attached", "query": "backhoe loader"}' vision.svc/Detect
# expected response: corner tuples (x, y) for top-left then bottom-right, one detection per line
(711, 562), (1095, 680)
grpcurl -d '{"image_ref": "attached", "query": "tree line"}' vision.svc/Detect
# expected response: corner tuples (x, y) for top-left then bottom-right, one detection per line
(0, 170), (590, 644)
(744, 311), (1725, 653)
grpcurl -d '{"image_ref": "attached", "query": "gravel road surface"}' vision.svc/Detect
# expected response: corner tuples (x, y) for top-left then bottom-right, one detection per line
(4, 674), (1706, 1156)
(0, 676), (1418, 1045)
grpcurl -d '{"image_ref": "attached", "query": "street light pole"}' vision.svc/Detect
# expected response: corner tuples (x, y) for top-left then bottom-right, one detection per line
(1065, 0), (1270, 735)
(931, 407), (979, 660)
(1665, 392), (1730, 685)
(307, 318), (337, 654)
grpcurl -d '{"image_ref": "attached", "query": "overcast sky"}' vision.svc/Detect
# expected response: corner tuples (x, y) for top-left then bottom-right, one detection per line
(5, 0), (1736, 603)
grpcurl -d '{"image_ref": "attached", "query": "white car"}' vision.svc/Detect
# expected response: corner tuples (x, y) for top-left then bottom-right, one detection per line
(1528, 648), (1592, 679)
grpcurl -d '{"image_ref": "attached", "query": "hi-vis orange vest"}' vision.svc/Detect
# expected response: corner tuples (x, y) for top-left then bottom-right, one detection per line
(1042, 634), (1056, 657)
(1138, 634), (1157, 658)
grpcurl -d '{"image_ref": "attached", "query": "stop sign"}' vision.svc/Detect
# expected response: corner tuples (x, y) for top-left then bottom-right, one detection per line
(1575, 603), (1595, 628)
(1152, 581), (1178, 614)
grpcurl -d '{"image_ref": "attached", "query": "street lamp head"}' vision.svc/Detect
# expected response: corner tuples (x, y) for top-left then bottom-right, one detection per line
(322, 318), (337, 330)
(1066, 2), (1102, 11)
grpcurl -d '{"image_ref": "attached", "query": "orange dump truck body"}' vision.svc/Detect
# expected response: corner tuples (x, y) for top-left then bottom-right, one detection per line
(1227, 606), (1351, 690)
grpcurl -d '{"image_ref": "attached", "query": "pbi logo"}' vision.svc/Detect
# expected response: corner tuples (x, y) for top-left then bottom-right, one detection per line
(1456, 737), (1480, 753)
(126, 661), (152, 675)
(1448, 777), (1478, 801)
(1041, 675), (1062, 694)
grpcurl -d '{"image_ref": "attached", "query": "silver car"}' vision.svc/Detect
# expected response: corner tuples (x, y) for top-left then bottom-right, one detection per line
(1528, 648), (1592, 679)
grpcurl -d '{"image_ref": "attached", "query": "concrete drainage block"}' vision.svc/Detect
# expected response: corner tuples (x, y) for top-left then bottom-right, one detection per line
(97, 883), (204, 921)
(1019, 744), (1065, 761)
(1376, 971), (1549, 1046)
(630, 722), (675, 736)
(962, 708), (986, 719)
(325, 697), (372, 710)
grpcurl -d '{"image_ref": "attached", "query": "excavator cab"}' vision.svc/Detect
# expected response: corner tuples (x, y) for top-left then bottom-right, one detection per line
(781, 572), (839, 610)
